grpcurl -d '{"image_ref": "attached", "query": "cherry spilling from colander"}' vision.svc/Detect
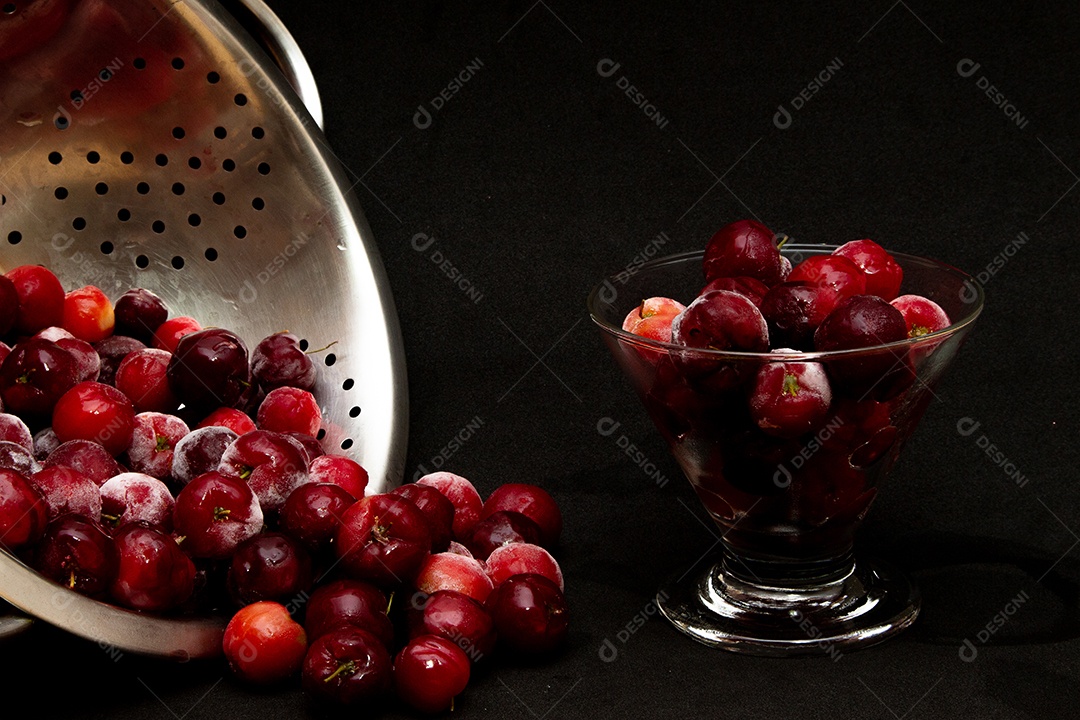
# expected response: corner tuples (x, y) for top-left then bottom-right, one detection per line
(588, 220), (984, 655)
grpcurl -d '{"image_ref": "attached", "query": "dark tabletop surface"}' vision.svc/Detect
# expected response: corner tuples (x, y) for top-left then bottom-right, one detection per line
(8, 1), (1080, 718)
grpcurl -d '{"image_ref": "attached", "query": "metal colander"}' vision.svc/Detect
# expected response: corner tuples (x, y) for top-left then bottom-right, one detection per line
(0, 0), (407, 658)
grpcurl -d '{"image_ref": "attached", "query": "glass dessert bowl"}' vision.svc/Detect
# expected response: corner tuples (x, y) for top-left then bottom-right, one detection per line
(588, 244), (983, 655)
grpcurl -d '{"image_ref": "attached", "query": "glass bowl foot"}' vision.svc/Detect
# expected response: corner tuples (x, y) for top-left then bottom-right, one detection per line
(657, 555), (919, 656)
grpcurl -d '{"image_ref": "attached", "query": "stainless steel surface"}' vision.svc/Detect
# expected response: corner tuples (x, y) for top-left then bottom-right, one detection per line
(0, 0), (407, 657)
(0, 604), (33, 641)
(227, 0), (324, 127)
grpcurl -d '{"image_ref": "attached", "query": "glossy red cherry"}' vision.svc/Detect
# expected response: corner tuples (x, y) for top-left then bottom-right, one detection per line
(0, 338), (78, 419)
(834, 239), (903, 300)
(407, 589), (497, 662)
(0, 468), (48, 550)
(51, 381), (135, 456)
(394, 635), (471, 714)
(390, 483), (454, 551)
(34, 514), (116, 596)
(166, 328), (250, 413)
(110, 522), (195, 611)
(62, 286), (115, 343)
(465, 510), (543, 560)
(301, 627), (392, 707)
(890, 294), (951, 337)
(749, 358), (833, 438)
(280, 482), (356, 552)
(172, 471), (264, 559)
(334, 493), (433, 587)
(787, 255), (867, 300)
(303, 578), (394, 647)
(113, 288), (169, 343)
(5, 265), (64, 335)
(486, 573), (569, 655)
(480, 483), (562, 548)
(223, 601), (308, 685)
(702, 219), (784, 286)
(227, 531), (313, 607)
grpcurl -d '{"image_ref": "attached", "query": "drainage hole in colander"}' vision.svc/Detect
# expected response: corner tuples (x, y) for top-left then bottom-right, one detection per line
(72, 217), (86, 231)
(234, 93), (248, 106)
(54, 187), (68, 200)
(340, 438), (354, 450)
(342, 378), (355, 391)
(48, 151), (62, 164)
(188, 157), (201, 170)
(117, 208), (131, 222)
(172, 127), (185, 140)
(95, 182), (108, 195)
(171, 57), (185, 70)
(207, 71), (220, 84)
(233, 225), (247, 239)
(120, 151), (134, 164)
(324, 353), (337, 367)
(7, 231), (21, 245)
(100, 241), (113, 254)
(133, 57), (146, 70)
(70, 90), (83, 103)
(172, 256), (185, 270)
(222, 159), (236, 172)
(349, 406), (361, 418)
(252, 197), (265, 210)
(172, 182), (185, 196)
(212, 192), (225, 205)
(2, 4), (16, 14)
(54, 115), (68, 130)
(155, 153), (168, 167)
(1, 194), (6, 205)
(187, 213), (201, 227)
(86, 151), (100, 164)
(135, 255), (149, 269)
(214, 126), (228, 140)
(298, 339), (309, 350)
(152, 220), (165, 234)
(204, 248), (218, 262)
(257, 162), (271, 175)
(136, 182), (150, 195)
(252, 127), (265, 140)
(316, 428), (326, 440)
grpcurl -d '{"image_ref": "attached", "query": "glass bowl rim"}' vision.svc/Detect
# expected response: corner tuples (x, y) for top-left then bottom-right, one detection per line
(586, 244), (985, 360)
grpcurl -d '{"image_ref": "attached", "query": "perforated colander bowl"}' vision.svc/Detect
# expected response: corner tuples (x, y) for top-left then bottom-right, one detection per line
(0, 0), (407, 658)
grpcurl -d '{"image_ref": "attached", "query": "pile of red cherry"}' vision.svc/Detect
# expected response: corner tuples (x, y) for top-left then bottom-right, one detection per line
(0, 264), (568, 712)
(623, 219), (953, 437)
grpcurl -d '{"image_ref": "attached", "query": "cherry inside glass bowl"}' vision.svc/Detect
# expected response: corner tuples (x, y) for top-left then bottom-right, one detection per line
(588, 245), (984, 655)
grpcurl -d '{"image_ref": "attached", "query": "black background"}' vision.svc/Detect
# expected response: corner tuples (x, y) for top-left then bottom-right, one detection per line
(10, 2), (1080, 718)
